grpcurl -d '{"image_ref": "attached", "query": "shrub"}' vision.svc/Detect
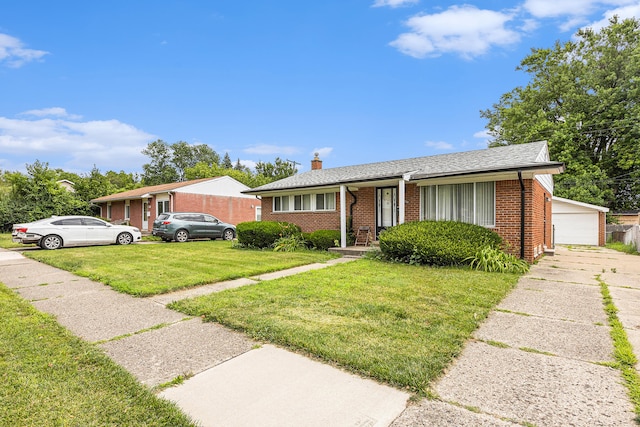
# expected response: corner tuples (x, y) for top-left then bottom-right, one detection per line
(378, 220), (502, 267)
(273, 234), (308, 252)
(308, 230), (341, 251)
(236, 221), (302, 249)
(467, 246), (529, 273)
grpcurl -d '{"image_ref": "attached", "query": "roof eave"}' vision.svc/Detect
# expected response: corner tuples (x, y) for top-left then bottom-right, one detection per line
(243, 163), (565, 195)
(242, 174), (407, 195)
(409, 162), (565, 181)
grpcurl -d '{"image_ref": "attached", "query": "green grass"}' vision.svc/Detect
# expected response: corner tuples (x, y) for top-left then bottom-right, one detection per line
(597, 275), (640, 422)
(170, 259), (520, 396)
(20, 240), (338, 296)
(0, 282), (196, 426)
(0, 233), (36, 249)
(606, 241), (639, 255)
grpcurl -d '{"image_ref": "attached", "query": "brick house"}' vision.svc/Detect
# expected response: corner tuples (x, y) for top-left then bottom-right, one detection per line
(92, 176), (259, 232)
(244, 141), (565, 262)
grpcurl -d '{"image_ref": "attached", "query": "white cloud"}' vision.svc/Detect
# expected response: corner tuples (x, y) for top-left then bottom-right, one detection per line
(425, 140), (454, 150)
(523, 0), (640, 30)
(19, 107), (82, 120)
(240, 159), (257, 170)
(390, 5), (520, 59)
(243, 144), (300, 156)
(372, 0), (419, 8)
(584, 3), (640, 32)
(0, 113), (155, 172)
(311, 147), (333, 158)
(0, 33), (49, 68)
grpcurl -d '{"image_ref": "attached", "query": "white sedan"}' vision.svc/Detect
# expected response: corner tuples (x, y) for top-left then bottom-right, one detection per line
(12, 215), (142, 250)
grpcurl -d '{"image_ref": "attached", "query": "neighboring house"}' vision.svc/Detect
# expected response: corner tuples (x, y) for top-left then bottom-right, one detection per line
(92, 176), (259, 231)
(552, 197), (608, 246)
(57, 179), (75, 192)
(613, 210), (640, 225)
(244, 141), (564, 262)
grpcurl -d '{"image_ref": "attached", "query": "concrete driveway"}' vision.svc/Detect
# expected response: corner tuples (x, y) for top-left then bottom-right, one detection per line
(392, 245), (639, 426)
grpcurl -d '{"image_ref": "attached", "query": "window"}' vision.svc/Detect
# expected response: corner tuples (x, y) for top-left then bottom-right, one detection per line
(106, 204), (112, 219)
(294, 194), (311, 211)
(315, 193), (335, 211)
(274, 196), (290, 212)
(273, 192), (336, 212)
(421, 182), (495, 226)
(157, 200), (170, 215)
(124, 202), (130, 220)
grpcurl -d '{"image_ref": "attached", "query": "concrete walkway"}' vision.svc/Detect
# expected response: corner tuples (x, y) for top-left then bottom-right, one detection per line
(392, 246), (639, 426)
(0, 250), (408, 427)
(1, 245), (639, 426)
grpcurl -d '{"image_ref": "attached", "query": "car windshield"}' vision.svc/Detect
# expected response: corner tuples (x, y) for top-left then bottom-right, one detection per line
(157, 214), (170, 221)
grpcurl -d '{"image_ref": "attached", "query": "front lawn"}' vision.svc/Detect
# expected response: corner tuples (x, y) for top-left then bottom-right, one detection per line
(170, 259), (519, 396)
(19, 240), (338, 296)
(0, 283), (196, 426)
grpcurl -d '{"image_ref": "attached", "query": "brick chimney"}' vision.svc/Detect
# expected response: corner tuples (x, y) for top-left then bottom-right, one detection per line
(311, 152), (322, 170)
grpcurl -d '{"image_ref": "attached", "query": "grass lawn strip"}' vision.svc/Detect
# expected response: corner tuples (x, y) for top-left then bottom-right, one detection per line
(170, 259), (519, 396)
(0, 283), (196, 426)
(19, 240), (338, 296)
(598, 275), (640, 422)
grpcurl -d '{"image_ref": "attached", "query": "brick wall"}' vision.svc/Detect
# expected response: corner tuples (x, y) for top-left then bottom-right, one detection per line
(261, 179), (549, 262)
(494, 179), (549, 261)
(172, 193), (256, 225)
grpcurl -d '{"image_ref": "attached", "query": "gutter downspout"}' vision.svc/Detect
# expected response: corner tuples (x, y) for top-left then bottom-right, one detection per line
(347, 187), (357, 226)
(518, 171), (525, 260)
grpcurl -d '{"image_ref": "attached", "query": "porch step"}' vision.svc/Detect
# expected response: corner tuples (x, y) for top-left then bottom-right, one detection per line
(329, 245), (379, 258)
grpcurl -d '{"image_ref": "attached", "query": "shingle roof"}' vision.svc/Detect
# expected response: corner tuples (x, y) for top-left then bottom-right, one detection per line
(245, 141), (563, 194)
(91, 177), (216, 202)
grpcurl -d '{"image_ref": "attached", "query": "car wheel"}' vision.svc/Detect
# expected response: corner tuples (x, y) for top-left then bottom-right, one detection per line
(116, 232), (133, 245)
(223, 229), (235, 241)
(175, 229), (189, 243)
(40, 235), (63, 250)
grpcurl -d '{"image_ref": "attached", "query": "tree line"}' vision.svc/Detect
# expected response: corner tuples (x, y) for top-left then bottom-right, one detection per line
(482, 16), (640, 212)
(0, 140), (296, 230)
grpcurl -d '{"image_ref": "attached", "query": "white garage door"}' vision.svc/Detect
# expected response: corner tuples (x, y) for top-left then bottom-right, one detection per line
(554, 212), (599, 245)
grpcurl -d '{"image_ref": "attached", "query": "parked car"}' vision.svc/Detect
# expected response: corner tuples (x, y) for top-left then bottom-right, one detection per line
(12, 216), (142, 250)
(152, 212), (236, 242)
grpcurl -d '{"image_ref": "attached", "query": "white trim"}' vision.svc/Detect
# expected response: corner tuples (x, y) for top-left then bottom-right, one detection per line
(340, 185), (347, 248)
(398, 179), (405, 224)
(552, 196), (609, 212)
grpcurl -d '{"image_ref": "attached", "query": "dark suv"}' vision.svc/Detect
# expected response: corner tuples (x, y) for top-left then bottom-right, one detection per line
(152, 212), (236, 242)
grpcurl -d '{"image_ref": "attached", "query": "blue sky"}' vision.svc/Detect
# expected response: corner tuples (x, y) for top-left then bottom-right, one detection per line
(2, 1), (639, 175)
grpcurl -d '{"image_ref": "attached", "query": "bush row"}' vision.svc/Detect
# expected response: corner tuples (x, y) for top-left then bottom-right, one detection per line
(236, 221), (341, 251)
(378, 220), (502, 266)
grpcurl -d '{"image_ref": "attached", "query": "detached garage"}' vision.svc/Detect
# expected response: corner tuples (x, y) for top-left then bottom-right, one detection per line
(552, 196), (609, 246)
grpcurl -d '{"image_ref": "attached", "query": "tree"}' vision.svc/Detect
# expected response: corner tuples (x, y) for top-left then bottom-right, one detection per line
(481, 16), (640, 210)
(255, 157), (297, 181)
(141, 140), (179, 185)
(221, 152), (233, 169)
(142, 140), (220, 184)
(0, 161), (91, 229)
(234, 158), (250, 173)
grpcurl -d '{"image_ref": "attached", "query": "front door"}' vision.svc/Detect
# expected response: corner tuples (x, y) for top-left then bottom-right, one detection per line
(376, 187), (397, 236)
(142, 201), (149, 231)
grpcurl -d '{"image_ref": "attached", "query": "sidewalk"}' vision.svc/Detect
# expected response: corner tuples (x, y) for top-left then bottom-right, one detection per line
(0, 250), (409, 427)
(1, 246), (638, 426)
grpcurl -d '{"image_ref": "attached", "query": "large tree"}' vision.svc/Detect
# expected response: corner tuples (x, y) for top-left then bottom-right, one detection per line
(481, 16), (640, 210)
(142, 140), (221, 184)
(254, 157), (298, 181)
